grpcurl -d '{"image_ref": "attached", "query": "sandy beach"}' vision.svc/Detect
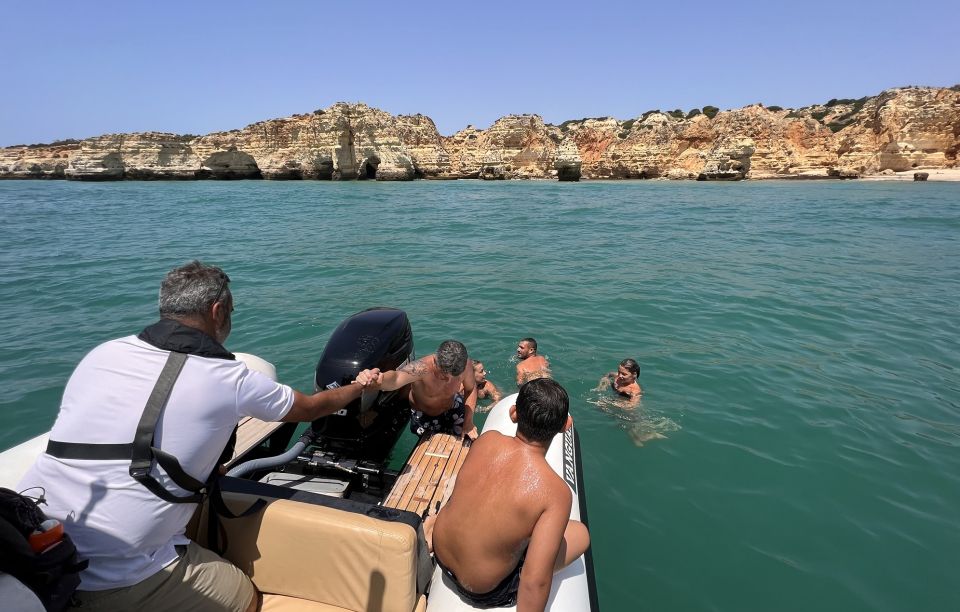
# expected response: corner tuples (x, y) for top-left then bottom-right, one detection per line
(861, 168), (960, 181)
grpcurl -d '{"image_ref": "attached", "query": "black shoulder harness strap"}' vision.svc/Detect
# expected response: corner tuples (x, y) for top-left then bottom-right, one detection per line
(45, 344), (267, 554)
(46, 351), (207, 504)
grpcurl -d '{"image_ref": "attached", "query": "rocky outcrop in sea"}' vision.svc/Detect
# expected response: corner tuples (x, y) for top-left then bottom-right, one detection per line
(1, 86), (957, 181)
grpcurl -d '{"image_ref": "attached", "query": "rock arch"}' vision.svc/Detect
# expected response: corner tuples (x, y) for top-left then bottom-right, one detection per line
(359, 155), (380, 180)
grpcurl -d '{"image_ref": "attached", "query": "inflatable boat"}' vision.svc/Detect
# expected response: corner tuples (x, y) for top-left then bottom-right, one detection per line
(0, 307), (598, 611)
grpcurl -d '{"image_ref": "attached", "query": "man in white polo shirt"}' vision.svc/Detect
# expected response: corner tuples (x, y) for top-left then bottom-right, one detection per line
(18, 261), (364, 612)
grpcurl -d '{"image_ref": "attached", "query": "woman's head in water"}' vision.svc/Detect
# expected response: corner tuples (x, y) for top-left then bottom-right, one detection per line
(615, 358), (640, 386)
(473, 361), (488, 383)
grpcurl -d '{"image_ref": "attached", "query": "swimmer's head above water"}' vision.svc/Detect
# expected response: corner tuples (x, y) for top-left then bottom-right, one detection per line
(516, 337), (538, 360)
(615, 358), (640, 387)
(473, 361), (488, 384)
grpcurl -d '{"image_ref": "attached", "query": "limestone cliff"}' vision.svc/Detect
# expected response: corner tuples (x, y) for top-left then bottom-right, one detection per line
(834, 87), (960, 173)
(442, 115), (568, 180)
(394, 114), (449, 178)
(65, 133), (204, 180)
(0, 140), (79, 179)
(1, 86), (957, 181)
(195, 103), (419, 181)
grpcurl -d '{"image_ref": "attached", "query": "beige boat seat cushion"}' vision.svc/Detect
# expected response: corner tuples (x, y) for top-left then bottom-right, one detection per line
(194, 491), (424, 612)
(259, 593), (426, 612)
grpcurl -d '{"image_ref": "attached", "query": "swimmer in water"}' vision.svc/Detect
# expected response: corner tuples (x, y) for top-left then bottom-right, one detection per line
(515, 337), (551, 387)
(596, 358), (643, 407)
(474, 361), (502, 411)
(592, 359), (674, 445)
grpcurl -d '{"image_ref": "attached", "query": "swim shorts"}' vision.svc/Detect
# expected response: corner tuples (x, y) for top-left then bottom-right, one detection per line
(410, 393), (465, 437)
(435, 549), (526, 608)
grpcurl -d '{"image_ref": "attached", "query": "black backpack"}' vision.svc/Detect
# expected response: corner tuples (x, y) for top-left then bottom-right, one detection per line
(0, 488), (88, 612)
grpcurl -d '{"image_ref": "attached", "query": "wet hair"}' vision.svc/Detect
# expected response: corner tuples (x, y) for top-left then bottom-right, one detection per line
(520, 337), (538, 353)
(620, 358), (640, 377)
(436, 340), (468, 376)
(516, 378), (569, 443)
(159, 260), (231, 318)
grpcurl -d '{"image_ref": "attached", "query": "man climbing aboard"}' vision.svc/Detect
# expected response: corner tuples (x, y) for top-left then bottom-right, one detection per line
(356, 339), (479, 440)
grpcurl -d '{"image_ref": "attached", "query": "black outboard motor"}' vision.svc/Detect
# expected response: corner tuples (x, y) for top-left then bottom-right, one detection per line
(311, 307), (414, 461)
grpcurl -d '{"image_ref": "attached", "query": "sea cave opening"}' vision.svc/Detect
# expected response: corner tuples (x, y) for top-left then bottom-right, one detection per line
(360, 156), (380, 180)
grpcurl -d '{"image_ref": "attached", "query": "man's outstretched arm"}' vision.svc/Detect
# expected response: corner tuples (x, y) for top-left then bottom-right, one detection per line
(355, 357), (429, 392)
(282, 383), (363, 422)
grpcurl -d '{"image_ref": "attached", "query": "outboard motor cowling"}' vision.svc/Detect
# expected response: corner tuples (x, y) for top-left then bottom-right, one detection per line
(311, 307), (414, 461)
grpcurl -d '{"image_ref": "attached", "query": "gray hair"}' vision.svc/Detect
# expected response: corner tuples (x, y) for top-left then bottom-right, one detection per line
(158, 260), (231, 317)
(436, 340), (468, 376)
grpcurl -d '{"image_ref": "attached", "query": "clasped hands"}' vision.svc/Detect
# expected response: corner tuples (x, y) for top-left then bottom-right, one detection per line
(354, 368), (383, 388)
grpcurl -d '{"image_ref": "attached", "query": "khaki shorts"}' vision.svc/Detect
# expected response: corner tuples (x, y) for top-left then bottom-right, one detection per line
(72, 542), (255, 612)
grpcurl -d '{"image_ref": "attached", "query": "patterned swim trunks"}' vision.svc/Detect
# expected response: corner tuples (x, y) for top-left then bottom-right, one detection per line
(410, 393), (465, 437)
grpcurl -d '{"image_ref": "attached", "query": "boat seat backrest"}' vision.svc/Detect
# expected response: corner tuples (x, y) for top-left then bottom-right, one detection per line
(195, 491), (420, 612)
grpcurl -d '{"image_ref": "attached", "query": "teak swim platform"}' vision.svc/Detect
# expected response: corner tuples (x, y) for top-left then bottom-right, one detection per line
(383, 433), (470, 515)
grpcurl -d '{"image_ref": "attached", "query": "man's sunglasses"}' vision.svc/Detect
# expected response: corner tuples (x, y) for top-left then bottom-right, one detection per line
(212, 272), (231, 306)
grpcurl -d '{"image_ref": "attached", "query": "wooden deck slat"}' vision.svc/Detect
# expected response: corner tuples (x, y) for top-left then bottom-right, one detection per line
(422, 436), (467, 515)
(408, 436), (451, 514)
(226, 416), (285, 467)
(383, 433), (433, 508)
(395, 434), (446, 511)
(384, 433), (470, 515)
(382, 433), (433, 508)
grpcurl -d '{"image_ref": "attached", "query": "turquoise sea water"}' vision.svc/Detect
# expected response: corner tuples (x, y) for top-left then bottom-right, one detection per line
(1, 180), (958, 611)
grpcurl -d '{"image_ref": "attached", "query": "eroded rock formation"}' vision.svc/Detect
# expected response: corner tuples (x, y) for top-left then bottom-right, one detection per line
(442, 115), (574, 180)
(189, 103), (419, 181)
(1, 86), (957, 181)
(834, 88), (960, 173)
(0, 140), (79, 179)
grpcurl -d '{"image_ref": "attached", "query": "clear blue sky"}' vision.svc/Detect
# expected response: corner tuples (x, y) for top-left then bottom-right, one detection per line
(2, 0), (957, 146)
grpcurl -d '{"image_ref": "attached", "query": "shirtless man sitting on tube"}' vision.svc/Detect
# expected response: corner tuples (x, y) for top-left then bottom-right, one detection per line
(428, 378), (590, 610)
